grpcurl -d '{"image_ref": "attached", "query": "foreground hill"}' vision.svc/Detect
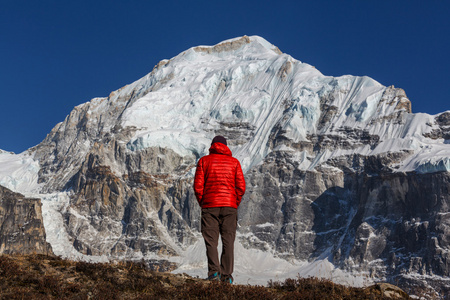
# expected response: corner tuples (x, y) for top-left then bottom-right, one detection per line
(0, 254), (411, 299)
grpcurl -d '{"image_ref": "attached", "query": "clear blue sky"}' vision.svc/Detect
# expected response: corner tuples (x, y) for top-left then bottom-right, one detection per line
(1, 0), (449, 153)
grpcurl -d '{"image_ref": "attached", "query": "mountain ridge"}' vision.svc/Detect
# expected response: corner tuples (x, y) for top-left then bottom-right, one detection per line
(0, 35), (449, 297)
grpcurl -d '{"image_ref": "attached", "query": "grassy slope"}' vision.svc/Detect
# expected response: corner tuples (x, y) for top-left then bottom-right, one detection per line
(0, 254), (411, 299)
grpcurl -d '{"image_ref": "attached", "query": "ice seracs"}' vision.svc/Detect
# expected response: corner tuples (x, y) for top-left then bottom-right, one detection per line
(0, 150), (41, 193)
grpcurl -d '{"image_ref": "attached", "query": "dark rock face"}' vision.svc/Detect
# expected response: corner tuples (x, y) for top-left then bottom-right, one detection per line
(238, 150), (450, 296)
(423, 112), (450, 140)
(345, 171), (449, 276)
(0, 185), (53, 255)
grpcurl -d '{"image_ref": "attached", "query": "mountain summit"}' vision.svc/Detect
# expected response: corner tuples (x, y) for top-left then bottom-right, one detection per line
(0, 36), (449, 297)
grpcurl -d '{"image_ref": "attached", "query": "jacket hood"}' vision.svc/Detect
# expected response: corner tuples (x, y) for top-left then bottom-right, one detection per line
(209, 142), (232, 156)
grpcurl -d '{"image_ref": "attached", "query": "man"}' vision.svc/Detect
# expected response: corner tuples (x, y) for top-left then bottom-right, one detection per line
(194, 135), (246, 284)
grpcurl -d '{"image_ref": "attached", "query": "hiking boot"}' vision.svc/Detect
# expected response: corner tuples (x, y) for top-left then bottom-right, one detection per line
(221, 275), (233, 284)
(206, 272), (220, 281)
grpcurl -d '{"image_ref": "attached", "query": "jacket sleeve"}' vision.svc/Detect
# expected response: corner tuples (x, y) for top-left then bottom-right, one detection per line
(193, 159), (205, 205)
(235, 160), (246, 206)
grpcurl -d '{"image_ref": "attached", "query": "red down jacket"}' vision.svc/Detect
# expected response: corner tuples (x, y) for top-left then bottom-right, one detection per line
(194, 142), (246, 209)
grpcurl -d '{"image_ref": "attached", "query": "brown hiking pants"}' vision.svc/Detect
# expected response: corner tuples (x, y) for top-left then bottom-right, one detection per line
(201, 207), (237, 279)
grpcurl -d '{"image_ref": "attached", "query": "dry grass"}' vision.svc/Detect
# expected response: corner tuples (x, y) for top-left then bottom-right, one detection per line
(0, 254), (411, 299)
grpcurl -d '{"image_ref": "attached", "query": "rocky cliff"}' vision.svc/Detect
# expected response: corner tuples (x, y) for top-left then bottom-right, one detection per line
(239, 149), (450, 296)
(0, 185), (53, 255)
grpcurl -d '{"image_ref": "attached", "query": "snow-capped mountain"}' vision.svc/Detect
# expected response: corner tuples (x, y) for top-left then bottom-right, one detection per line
(0, 36), (449, 297)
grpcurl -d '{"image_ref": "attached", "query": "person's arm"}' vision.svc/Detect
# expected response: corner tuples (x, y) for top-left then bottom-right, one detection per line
(235, 161), (246, 206)
(194, 159), (205, 206)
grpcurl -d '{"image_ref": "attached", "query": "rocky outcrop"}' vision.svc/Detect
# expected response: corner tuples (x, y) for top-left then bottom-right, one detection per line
(423, 112), (450, 140)
(61, 142), (199, 260)
(0, 185), (53, 255)
(193, 35), (282, 55)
